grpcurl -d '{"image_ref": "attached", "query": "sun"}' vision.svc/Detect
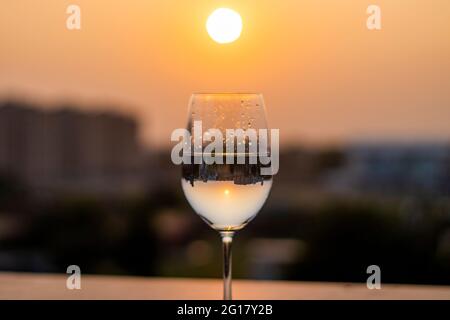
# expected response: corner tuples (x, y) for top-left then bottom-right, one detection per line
(206, 8), (242, 44)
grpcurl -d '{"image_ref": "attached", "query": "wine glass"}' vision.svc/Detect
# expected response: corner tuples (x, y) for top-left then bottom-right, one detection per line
(181, 93), (273, 300)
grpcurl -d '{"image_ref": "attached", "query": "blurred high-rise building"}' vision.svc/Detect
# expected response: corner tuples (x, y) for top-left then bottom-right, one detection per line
(0, 101), (149, 196)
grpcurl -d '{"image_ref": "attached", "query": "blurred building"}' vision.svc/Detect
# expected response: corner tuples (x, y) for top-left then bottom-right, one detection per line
(0, 101), (150, 196)
(325, 144), (450, 196)
(272, 144), (449, 199)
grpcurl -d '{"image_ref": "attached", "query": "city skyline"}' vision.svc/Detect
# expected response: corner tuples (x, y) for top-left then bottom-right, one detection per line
(1, 100), (448, 198)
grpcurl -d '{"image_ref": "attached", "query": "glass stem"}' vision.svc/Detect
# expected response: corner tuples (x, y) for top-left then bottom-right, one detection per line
(220, 231), (234, 300)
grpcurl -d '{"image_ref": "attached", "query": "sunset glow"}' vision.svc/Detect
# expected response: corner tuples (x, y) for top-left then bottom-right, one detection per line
(206, 8), (242, 44)
(0, 1), (449, 147)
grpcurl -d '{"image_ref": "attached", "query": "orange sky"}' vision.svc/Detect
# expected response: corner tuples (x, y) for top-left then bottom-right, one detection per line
(0, 0), (449, 147)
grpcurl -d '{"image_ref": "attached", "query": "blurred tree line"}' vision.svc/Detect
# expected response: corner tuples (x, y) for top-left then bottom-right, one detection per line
(1, 170), (449, 285)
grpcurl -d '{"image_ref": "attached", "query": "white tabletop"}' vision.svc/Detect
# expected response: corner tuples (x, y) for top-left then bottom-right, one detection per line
(0, 272), (449, 300)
